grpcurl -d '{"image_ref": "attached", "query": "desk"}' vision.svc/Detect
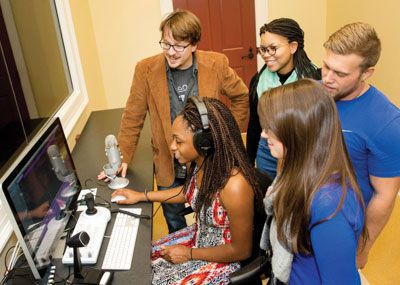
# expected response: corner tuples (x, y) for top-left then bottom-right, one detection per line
(57, 108), (153, 284)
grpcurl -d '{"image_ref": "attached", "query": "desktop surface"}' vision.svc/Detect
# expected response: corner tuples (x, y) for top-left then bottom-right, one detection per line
(55, 108), (153, 284)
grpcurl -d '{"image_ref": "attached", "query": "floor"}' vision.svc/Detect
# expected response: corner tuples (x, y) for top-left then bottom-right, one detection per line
(152, 179), (400, 284)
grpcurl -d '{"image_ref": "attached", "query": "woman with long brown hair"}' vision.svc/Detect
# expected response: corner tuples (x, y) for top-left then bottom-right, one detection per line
(258, 79), (365, 284)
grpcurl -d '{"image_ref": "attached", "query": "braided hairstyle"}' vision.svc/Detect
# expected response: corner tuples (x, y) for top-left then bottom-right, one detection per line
(260, 18), (320, 79)
(180, 98), (263, 217)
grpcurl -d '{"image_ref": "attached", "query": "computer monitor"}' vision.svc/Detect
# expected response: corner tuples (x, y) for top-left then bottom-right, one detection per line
(0, 117), (81, 279)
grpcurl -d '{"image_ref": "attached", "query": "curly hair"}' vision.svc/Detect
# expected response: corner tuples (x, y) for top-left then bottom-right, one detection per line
(180, 97), (263, 217)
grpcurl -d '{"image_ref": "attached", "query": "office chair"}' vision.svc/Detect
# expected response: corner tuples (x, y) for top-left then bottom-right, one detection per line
(228, 169), (272, 285)
(178, 168), (273, 285)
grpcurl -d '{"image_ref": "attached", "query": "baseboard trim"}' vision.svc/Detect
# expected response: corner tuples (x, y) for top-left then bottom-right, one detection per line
(360, 270), (370, 285)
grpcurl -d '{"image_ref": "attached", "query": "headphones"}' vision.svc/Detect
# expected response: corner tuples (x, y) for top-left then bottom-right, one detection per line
(190, 97), (215, 157)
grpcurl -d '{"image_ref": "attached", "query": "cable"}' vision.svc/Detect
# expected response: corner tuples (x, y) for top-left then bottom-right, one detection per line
(84, 178), (108, 189)
(89, 159), (206, 221)
(3, 245), (15, 277)
(108, 182), (185, 221)
(150, 159), (206, 219)
(110, 209), (151, 220)
(150, 184), (185, 219)
(79, 178), (111, 208)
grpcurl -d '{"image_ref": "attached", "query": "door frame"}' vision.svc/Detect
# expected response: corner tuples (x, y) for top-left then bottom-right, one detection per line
(159, 0), (268, 71)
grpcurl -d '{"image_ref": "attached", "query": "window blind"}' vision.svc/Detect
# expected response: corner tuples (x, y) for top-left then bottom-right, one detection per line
(0, 201), (13, 252)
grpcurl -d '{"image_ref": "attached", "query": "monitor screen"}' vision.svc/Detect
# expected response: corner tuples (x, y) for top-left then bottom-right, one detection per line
(0, 117), (81, 279)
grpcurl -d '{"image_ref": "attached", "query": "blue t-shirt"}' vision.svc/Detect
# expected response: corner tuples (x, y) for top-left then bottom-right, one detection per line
(336, 86), (400, 205)
(290, 182), (364, 284)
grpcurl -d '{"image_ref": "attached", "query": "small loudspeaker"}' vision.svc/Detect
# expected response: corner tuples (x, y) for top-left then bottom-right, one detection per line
(190, 97), (214, 157)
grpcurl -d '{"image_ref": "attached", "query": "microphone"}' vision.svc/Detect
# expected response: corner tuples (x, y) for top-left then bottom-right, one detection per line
(67, 232), (108, 284)
(66, 231), (90, 280)
(47, 145), (70, 178)
(103, 135), (129, 189)
(67, 231), (90, 248)
(47, 145), (77, 190)
(105, 135), (122, 174)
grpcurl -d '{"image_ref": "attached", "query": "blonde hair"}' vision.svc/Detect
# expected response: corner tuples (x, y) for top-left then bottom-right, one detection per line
(159, 9), (201, 44)
(324, 22), (381, 71)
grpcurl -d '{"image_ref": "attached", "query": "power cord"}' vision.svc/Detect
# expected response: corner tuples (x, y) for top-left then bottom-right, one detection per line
(110, 209), (151, 220)
(77, 178), (112, 208)
(149, 160), (206, 219)
(86, 159), (206, 221)
(2, 245), (15, 280)
(83, 175), (166, 220)
(110, 185), (185, 221)
(150, 185), (185, 219)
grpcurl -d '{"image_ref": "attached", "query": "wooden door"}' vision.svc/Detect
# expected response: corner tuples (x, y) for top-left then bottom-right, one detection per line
(172, 0), (257, 88)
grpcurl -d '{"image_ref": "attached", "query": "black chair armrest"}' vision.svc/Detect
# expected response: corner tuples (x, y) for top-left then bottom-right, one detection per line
(178, 206), (194, 216)
(229, 255), (271, 285)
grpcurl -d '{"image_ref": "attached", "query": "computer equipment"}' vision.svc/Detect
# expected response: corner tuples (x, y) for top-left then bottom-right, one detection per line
(102, 208), (141, 270)
(0, 117), (81, 280)
(110, 195), (126, 203)
(62, 206), (111, 264)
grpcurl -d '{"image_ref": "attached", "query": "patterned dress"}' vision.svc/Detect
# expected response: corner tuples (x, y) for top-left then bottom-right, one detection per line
(152, 174), (240, 284)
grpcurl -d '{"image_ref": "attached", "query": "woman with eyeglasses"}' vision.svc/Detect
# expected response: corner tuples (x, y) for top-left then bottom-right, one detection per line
(246, 18), (320, 179)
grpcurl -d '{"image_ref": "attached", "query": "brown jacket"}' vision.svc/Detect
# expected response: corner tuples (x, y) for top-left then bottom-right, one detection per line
(118, 50), (248, 187)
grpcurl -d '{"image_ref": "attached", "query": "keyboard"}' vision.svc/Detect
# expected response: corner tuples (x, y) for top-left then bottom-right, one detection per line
(102, 208), (141, 270)
(62, 207), (111, 264)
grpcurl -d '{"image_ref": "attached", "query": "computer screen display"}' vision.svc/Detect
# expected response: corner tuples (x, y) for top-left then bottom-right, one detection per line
(0, 117), (81, 279)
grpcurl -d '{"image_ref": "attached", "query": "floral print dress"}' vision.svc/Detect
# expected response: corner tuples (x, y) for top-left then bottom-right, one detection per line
(151, 174), (240, 284)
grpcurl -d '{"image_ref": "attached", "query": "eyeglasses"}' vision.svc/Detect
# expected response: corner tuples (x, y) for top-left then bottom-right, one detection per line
(159, 41), (191, 52)
(257, 43), (289, 56)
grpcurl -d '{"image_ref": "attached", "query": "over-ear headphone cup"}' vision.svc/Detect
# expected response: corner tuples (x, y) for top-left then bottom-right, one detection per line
(193, 130), (214, 156)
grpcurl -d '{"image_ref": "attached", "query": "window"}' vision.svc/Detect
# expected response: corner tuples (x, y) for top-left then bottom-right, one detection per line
(0, 0), (87, 251)
(53, 0), (88, 135)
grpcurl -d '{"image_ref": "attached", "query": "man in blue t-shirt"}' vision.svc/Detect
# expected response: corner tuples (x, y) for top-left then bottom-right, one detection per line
(322, 22), (400, 269)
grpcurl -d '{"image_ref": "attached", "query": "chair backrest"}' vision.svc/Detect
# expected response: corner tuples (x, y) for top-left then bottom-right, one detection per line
(243, 169), (273, 266)
(178, 167), (273, 266)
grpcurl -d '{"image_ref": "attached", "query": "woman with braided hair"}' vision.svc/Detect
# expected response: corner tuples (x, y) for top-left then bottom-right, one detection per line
(247, 18), (321, 179)
(112, 97), (263, 284)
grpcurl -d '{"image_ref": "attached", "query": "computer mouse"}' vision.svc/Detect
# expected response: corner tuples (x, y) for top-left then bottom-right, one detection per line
(110, 195), (126, 203)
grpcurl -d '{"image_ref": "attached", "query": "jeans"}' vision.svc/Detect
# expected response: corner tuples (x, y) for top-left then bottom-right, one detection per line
(157, 177), (187, 234)
(255, 137), (277, 179)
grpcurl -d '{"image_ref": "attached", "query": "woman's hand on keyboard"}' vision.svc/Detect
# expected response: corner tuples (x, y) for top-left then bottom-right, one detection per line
(111, 188), (142, 204)
(160, 245), (191, 264)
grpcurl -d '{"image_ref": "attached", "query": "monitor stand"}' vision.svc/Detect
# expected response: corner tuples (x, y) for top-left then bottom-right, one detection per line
(68, 268), (104, 285)
(3, 263), (49, 284)
(68, 270), (113, 285)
